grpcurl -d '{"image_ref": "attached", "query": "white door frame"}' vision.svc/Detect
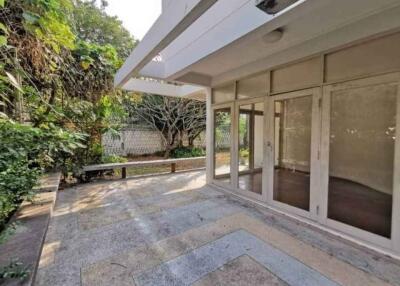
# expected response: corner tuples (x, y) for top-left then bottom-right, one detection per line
(265, 87), (322, 221)
(233, 97), (268, 202)
(211, 102), (235, 189)
(320, 72), (400, 250)
(209, 72), (400, 254)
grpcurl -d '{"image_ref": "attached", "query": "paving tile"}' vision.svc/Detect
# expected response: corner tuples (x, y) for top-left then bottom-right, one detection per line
(35, 262), (81, 286)
(82, 244), (161, 286)
(232, 213), (393, 286)
(134, 230), (339, 286)
(45, 213), (79, 242)
(36, 171), (400, 286)
(78, 204), (132, 231)
(193, 255), (288, 286)
(43, 199), (240, 272)
(81, 213), (242, 285)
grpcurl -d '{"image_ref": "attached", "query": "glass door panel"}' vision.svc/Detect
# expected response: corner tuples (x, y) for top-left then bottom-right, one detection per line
(238, 102), (264, 195)
(238, 105), (252, 173)
(214, 107), (232, 183)
(328, 83), (396, 238)
(274, 96), (313, 211)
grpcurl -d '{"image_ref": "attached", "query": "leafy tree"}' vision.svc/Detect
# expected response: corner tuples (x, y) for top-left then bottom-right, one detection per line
(0, 0), (135, 281)
(73, 0), (137, 59)
(128, 94), (206, 158)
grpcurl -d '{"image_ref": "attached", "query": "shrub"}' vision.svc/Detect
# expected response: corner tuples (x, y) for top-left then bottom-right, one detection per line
(170, 147), (205, 159)
(0, 119), (86, 228)
(0, 162), (40, 230)
(239, 148), (250, 158)
(101, 155), (128, 164)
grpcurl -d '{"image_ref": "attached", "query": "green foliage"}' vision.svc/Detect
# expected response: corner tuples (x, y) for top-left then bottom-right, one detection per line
(170, 147), (206, 159)
(0, 119), (86, 228)
(0, 0), (131, 178)
(21, 0), (76, 53)
(73, 0), (137, 59)
(0, 259), (30, 280)
(101, 155), (127, 164)
(0, 0), (134, 280)
(239, 148), (250, 158)
(0, 222), (18, 244)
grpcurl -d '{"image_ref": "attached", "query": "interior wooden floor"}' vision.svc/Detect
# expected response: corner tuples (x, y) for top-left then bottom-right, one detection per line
(238, 168), (392, 238)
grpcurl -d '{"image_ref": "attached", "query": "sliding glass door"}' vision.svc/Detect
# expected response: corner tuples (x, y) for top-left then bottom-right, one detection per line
(211, 73), (400, 252)
(266, 88), (321, 219)
(213, 105), (233, 186)
(236, 99), (265, 199)
(321, 73), (400, 245)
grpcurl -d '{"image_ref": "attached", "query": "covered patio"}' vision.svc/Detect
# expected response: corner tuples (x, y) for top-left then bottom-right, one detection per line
(35, 171), (400, 286)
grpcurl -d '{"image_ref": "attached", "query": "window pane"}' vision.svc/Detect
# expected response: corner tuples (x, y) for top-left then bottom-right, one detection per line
(238, 103), (264, 194)
(214, 108), (231, 182)
(274, 96), (312, 211)
(238, 105), (252, 172)
(328, 83), (396, 238)
(213, 84), (235, 104)
(254, 102), (264, 170)
(237, 73), (268, 99)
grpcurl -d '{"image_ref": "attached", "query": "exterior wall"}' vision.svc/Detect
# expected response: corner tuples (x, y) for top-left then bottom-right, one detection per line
(209, 31), (400, 254)
(211, 31), (400, 193)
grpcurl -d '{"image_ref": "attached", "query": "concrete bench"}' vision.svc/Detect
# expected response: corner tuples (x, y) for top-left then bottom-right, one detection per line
(83, 157), (206, 179)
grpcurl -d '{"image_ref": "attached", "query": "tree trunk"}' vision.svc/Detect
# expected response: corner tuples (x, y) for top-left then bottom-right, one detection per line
(188, 137), (194, 148)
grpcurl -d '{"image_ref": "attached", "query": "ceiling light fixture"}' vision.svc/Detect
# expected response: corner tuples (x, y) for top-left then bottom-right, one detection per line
(255, 0), (300, 15)
(262, 28), (284, 43)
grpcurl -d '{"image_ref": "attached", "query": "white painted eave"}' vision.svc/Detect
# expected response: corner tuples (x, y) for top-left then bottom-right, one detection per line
(123, 79), (206, 101)
(163, 0), (309, 80)
(114, 0), (217, 88)
(117, 0), (400, 90)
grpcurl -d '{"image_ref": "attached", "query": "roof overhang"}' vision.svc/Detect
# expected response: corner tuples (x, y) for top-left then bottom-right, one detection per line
(116, 0), (400, 98)
(124, 78), (206, 101)
(114, 0), (218, 88)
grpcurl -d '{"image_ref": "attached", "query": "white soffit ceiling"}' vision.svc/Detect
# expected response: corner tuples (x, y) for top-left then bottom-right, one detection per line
(149, 0), (400, 83)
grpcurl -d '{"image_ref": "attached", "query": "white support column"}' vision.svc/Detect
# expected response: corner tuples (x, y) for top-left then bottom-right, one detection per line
(205, 87), (213, 184)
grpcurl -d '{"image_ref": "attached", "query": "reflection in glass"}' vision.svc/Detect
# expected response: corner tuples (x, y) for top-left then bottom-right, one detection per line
(328, 84), (396, 238)
(214, 108), (231, 183)
(274, 96), (312, 211)
(238, 103), (264, 194)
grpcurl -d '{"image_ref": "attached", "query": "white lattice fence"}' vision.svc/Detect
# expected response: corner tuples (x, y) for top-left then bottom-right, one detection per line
(102, 127), (207, 156)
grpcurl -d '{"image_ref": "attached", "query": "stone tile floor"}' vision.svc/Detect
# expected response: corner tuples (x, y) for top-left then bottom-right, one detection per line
(35, 171), (400, 286)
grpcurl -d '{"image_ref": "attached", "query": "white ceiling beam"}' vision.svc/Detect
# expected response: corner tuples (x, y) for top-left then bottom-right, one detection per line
(122, 78), (205, 100)
(114, 0), (217, 88)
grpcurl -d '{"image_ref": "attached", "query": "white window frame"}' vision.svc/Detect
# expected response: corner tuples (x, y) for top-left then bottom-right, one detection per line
(320, 72), (400, 250)
(265, 87), (322, 221)
(211, 102), (235, 189)
(234, 97), (268, 202)
(209, 72), (400, 254)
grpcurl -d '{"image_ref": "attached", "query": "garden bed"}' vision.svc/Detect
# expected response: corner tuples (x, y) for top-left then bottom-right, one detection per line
(0, 173), (61, 286)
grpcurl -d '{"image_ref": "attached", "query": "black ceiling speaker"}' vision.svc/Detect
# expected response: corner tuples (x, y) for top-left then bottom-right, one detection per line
(255, 0), (300, 15)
